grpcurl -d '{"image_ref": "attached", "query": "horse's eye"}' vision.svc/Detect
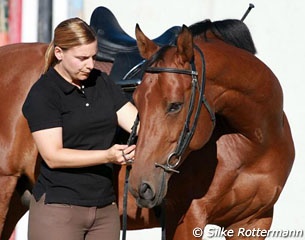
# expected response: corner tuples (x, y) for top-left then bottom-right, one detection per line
(167, 102), (183, 113)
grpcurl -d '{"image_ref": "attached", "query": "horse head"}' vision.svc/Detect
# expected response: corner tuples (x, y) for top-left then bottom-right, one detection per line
(129, 24), (215, 208)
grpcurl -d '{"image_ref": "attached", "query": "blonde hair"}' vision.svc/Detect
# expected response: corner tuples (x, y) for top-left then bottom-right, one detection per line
(43, 17), (97, 73)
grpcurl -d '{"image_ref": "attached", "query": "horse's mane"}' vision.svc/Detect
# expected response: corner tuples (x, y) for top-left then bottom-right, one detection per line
(189, 19), (257, 54)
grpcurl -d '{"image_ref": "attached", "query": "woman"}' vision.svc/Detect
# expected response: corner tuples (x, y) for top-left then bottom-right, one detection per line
(22, 17), (138, 240)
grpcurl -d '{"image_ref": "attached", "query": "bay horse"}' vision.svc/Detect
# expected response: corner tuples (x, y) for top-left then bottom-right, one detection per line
(128, 20), (295, 239)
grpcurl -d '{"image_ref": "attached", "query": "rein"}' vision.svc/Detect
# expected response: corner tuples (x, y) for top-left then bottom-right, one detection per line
(122, 116), (139, 240)
(146, 45), (215, 174)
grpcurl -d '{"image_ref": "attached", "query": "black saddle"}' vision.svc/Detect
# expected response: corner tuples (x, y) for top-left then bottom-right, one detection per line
(90, 6), (181, 86)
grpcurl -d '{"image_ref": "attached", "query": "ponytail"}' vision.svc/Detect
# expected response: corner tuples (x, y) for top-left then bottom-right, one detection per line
(43, 40), (57, 73)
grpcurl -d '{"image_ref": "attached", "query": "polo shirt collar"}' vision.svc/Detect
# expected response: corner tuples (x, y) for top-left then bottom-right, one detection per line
(48, 67), (79, 94)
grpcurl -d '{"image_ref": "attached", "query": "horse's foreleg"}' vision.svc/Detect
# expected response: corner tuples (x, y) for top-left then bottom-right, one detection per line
(170, 199), (208, 240)
(224, 208), (273, 240)
(171, 218), (206, 240)
(2, 188), (29, 240)
(0, 175), (19, 240)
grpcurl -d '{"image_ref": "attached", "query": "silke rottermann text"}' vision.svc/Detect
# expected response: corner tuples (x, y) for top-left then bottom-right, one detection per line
(206, 227), (304, 238)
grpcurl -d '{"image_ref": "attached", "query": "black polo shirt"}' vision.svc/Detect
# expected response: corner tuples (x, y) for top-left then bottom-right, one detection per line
(22, 67), (128, 207)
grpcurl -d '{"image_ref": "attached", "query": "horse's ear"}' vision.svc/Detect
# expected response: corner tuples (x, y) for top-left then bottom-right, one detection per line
(135, 24), (159, 59)
(176, 25), (194, 63)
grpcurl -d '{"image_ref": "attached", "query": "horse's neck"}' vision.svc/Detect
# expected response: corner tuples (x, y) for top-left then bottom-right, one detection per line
(212, 87), (260, 140)
(205, 59), (283, 144)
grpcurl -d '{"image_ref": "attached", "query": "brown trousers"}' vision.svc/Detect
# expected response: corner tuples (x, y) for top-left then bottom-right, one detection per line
(28, 194), (120, 240)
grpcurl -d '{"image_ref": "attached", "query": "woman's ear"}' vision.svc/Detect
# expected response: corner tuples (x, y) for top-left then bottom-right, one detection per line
(54, 46), (63, 61)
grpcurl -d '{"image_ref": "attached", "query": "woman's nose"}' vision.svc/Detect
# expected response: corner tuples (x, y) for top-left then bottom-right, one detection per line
(87, 57), (95, 69)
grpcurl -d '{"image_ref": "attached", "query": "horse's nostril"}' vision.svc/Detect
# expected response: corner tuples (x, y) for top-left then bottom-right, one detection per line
(139, 183), (155, 200)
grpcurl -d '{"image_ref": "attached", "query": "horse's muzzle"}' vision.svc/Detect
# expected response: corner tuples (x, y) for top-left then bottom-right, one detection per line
(135, 182), (164, 208)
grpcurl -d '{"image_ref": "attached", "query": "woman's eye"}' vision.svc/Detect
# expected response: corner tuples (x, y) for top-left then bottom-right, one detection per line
(167, 102), (183, 113)
(78, 57), (87, 61)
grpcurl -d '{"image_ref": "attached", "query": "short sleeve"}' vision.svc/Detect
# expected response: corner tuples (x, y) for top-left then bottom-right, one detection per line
(22, 80), (62, 132)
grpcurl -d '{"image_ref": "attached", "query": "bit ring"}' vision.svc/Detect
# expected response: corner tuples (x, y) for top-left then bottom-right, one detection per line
(122, 150), (134, 164)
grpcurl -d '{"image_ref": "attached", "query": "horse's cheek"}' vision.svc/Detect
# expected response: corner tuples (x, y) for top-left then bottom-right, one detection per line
(190, 120), (214, 150)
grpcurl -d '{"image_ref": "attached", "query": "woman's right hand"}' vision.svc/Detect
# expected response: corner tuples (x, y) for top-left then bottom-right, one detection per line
(32, 127), (136, 168)
(107, 144), (136, 165)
